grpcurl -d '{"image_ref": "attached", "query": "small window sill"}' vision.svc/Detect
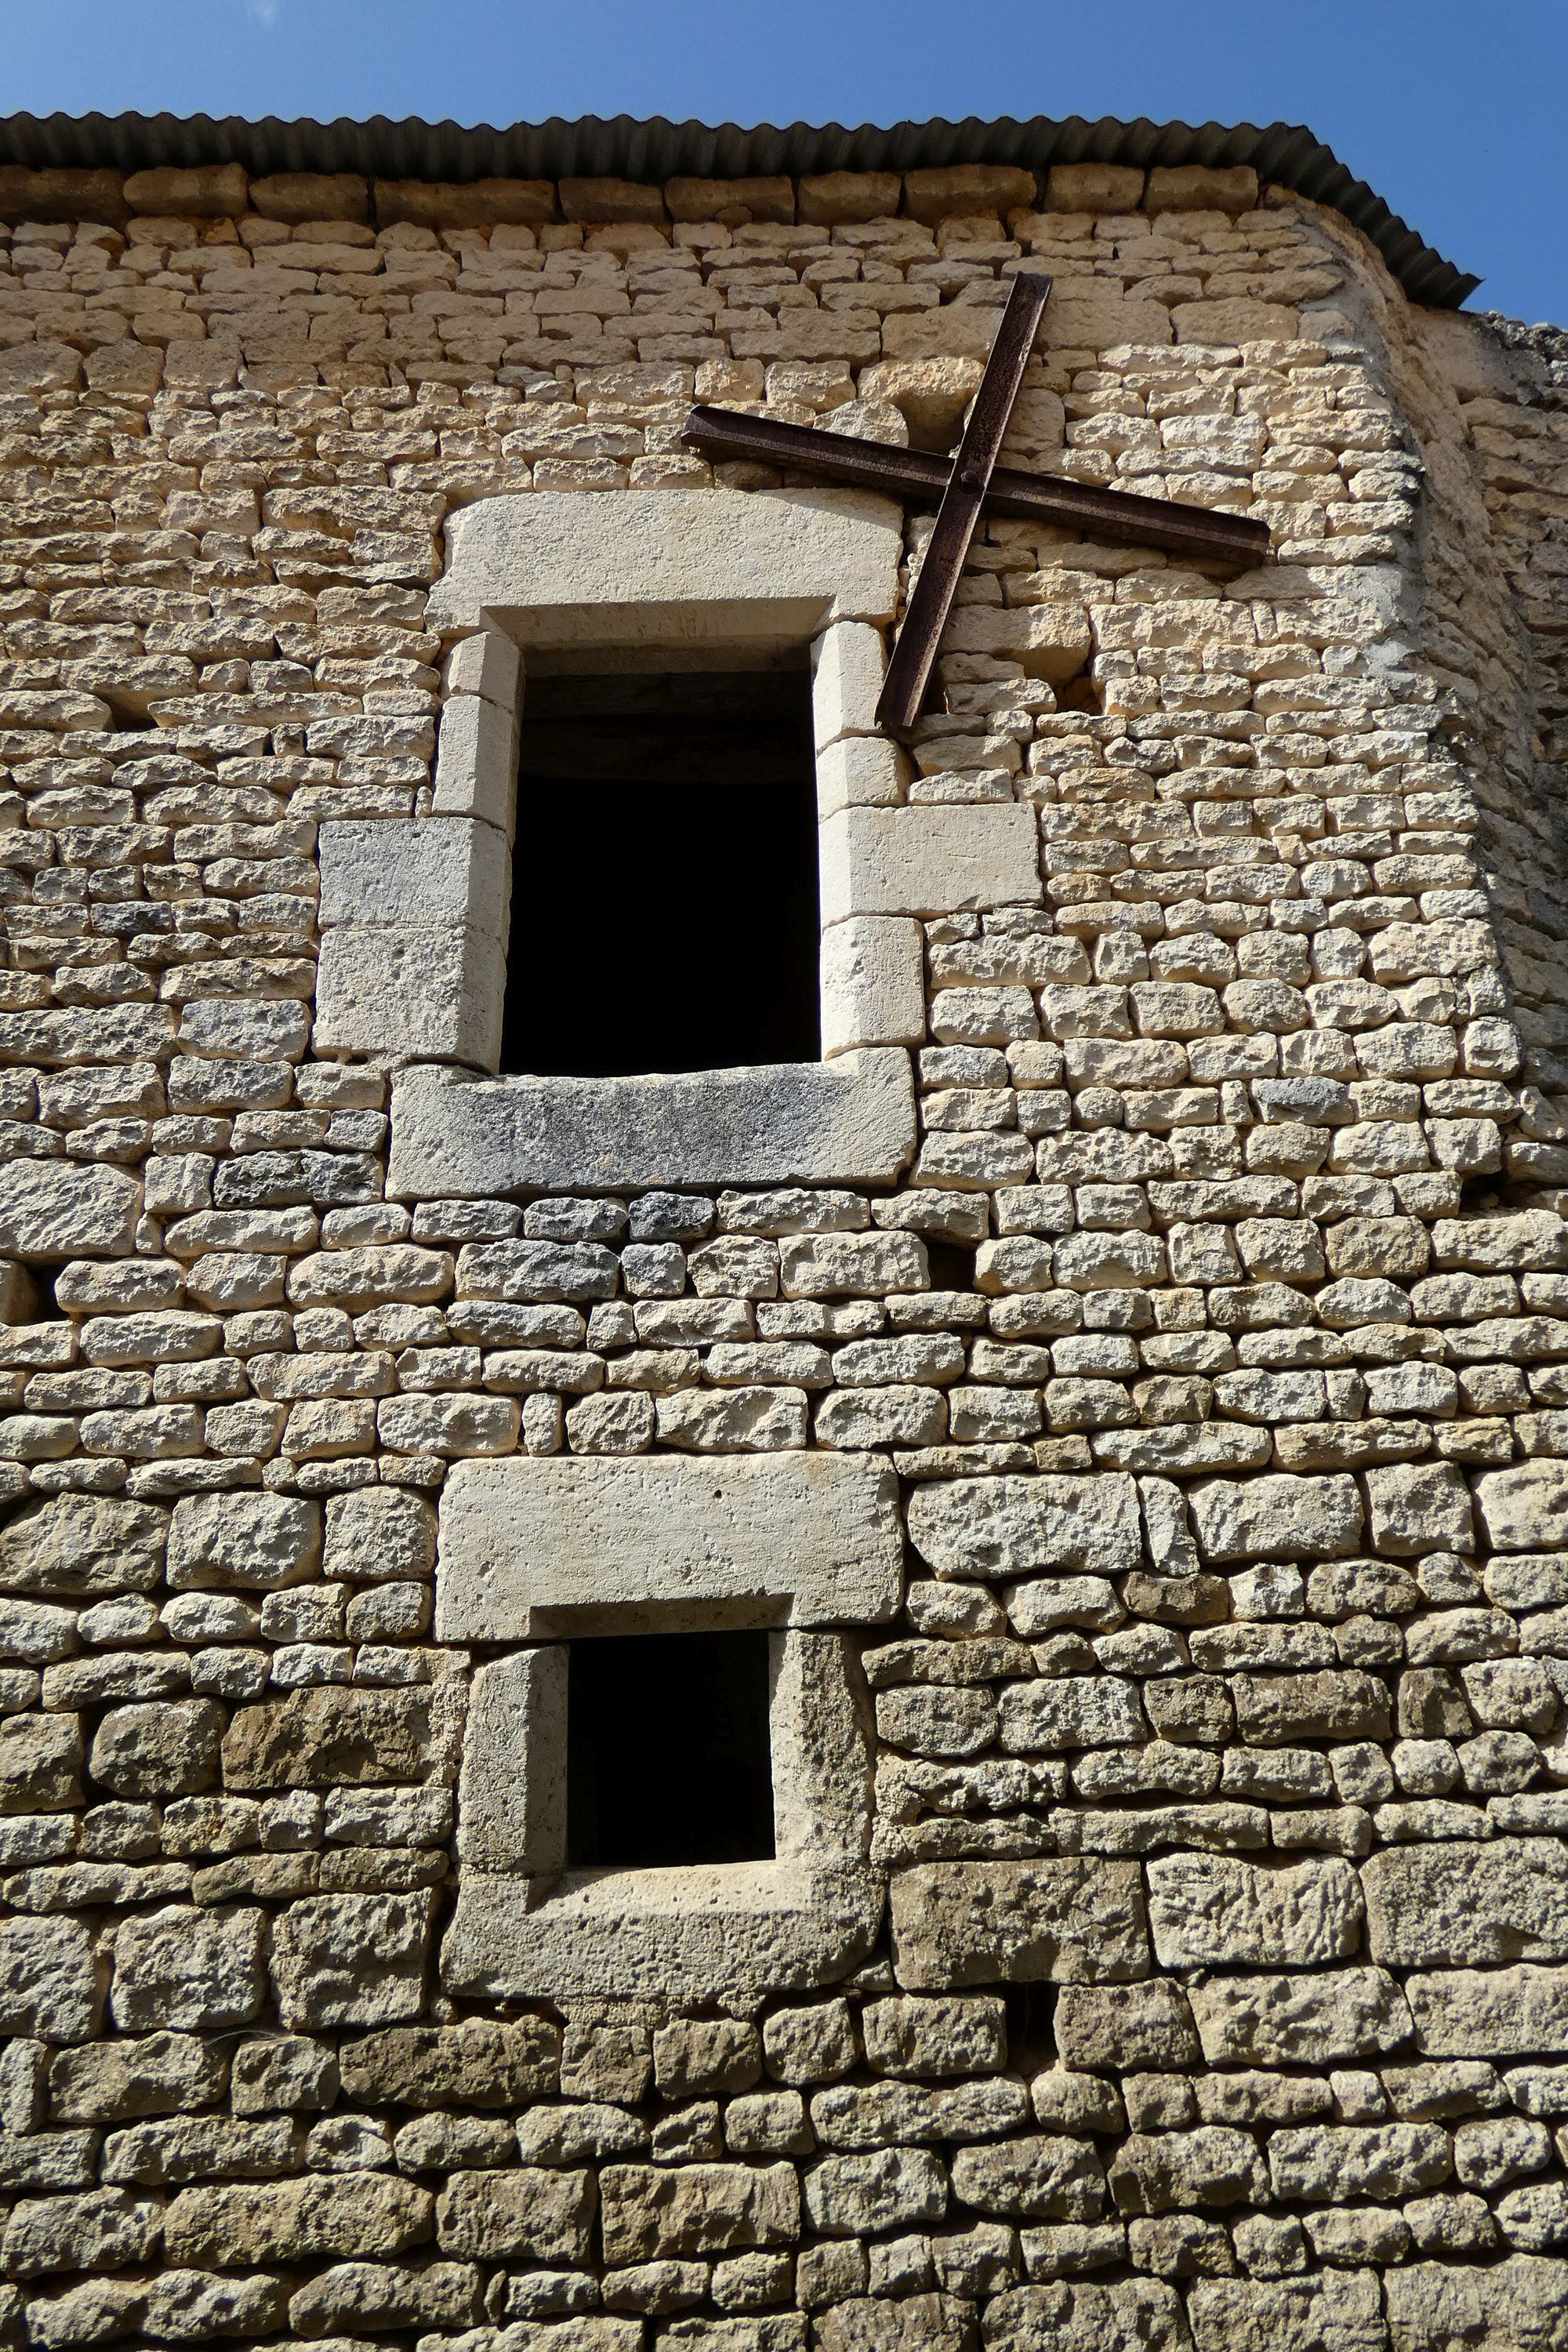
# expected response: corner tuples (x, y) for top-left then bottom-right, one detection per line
(387, 1049), (916, 1196)
(441, 1857), (886, 2006)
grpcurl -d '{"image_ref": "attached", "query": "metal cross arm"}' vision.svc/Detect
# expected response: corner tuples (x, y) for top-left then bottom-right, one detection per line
(681, 270), (1271, 737)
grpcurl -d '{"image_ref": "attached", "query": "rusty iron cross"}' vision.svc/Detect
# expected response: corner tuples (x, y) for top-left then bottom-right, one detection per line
(681, 272), (1271, 737)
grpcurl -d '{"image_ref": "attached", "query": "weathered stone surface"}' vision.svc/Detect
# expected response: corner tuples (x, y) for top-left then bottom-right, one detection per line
(599, 2161), (799, 2263)
(389, 1051), (916, 1195)
(287, 2256), (481, 2334)
(323, 1486), (437, 1581)
(1363, 1842), (1568, 1965)
(0, 1162), (140, 1257)
(166, 1491), (321, 1591)
(2, 2186), (161, 2278)
(804, 2147), (946, 2234)
(816, 2294), (974, 2352)
(1385, 2256), (1568, 2350)
(0, 1711), (81, 1813)
(1188, 2271), (1386, 2352)
(222, 1686), (444, 1789)
(1475, 1463), (1568, 1552)
(435, 2165), (595, 2261)
(951, 2134), (1105, 2220)
(109, 1906), (267, 2031)
(821, 805), (1041, 919)
(889, 1860), (1149, 1986)
(0, 1494), (165, 1596)
(1109, 2126), (1266, 2214)
(1188, 1967), (1414, 2065)
(436, 1451), (902, 1637)
(860, 1995), (1005, 2079)
(1146, 1856), (1363, 1968)
(1053, 1981), (1200, 2071)
(49, 2031), (227, 2123)
(0, 1917), (103, 2044)
(89, 1700), (222, 1799)
(1268, 2123), (1452, 2201)
(1188, 1474), (1363, 1562)
(984, 2280), (1190, 2352)
(341, 2018), (560, 2106)
(1407, 1965), (1568, 2056)
(906, 1475), (1141, 1581)
(164, 2174), (433, 2264)
(270, 1892), (433, 2029)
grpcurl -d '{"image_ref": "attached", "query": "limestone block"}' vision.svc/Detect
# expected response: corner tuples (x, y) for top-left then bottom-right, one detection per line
(797, 171), (902, 224)
(1408, 1966), (1568, 2057)
(861, 1996), (1006, 2079)
(906, 1475), (1141, 1581)
(178, 998), (309, 1061)
(1475, 1462), (1568, 1552)
(459, 1648), (567, 1872)
(166, 1492), (321, 1592)
(221, 1686), (443, 1790)
(376, 1393), (521, 1457)
(780, 1232), (926, 1296)
(0, 1162), (140, 1258)
(315, 922), (506, 1072)
(819, 806), (1040, 920)
(2, 2187), (162, 2280)
(1187, 2272), (1386, 2352)
(942, 604), (1091, 683)
(49, 2032), (227, 2124)
(1174, 299), (1300, 343)
(1188, 1473), (1363, 1563)
(89, 1700), (220, 1800)
(150, 2271), (290, 2340)
(985, 2281), (1189, 2352)
(444, 1861), (885, 2007)
(764, 2000), (859, 2085)
(1000, 1678), (1146, 1751)
(1044, 164), (1146, 210)
(811, 621), (884, 746)
(804, 2147), (946, 2235)
(110, 1907), (267, 2032)
(163, 2173), (432, 2265)
(1146, 164), (1259, 212)
(1384, 2256), (1568, 2350)
(435, 1451), (901, 1638)
(291, 1249), (454, 1312)
(339, 2019), (559, 2105)
(1432, 1210), (1568, 1271)
(889, 1860), (1149, 1987)
(271, 1892), (432, 2030)
(318, 817), (509, 938)
(0, 1917), (103, 2044)
(0, 165), (129, 224)
(821, 917), (924, 1055)
(1187, 1967), (1413, 2066)
(249, 169), (371, 221)
(445, 628), (521, 707)
(1269, 2123), (1450, 2203)
(1363, 1842), (1568, 1967)
(1109, 2126), (1265, 2215)
(374, 176), (554, 227)
(430, 491), (902, 638)
(1042, 290), (1174, 350)
(288, 2259), (480, 2336)
(0, 1712), (82, 1813)
(1366, 1461), (1475, 1555)
(1146, 1856), (1363, 1969)
(125, 162), (248, 213)
(387, 1053), (916, 1195)
(951, 2135), (1105, 2220)
(600, 2161), (799, 2263)
(815, 732), (905, 813)
(431, 695), (519, 832)
(0, 1499), (164, 1605)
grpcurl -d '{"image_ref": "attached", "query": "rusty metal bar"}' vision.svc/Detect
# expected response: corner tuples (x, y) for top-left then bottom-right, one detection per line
(679, 407), (1271, 564)
(873, 273), (1054, 734)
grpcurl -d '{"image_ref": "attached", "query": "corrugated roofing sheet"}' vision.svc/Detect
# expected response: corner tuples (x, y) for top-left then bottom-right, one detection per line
(0, 107), (1479, 308)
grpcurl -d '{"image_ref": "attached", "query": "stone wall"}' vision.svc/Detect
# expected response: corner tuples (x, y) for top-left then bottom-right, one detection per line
(0, 147), (1566, 2352)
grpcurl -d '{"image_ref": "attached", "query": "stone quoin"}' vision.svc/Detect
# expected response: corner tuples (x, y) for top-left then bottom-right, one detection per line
(0, 105), (1564, 2352)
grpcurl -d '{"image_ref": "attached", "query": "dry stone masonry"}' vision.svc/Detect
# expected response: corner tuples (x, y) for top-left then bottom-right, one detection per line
(0, 128), (1563, 2352)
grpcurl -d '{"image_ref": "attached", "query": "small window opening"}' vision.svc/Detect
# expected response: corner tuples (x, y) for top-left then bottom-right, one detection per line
(924, 1239), (975, 1292)
(566, 1628), (775, 1871)
(503, 666), (820, 1079)
(27, 1262), (71, 1321)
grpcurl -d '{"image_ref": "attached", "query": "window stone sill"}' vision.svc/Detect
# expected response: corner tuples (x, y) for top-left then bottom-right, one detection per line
(441, 1858), (887, 2006)
(387, 1048), (916, 1196)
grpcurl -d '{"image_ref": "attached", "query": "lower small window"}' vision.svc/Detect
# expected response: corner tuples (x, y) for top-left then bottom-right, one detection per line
(566, 1628), (775, 1871)
(502, 665), (820, 1080)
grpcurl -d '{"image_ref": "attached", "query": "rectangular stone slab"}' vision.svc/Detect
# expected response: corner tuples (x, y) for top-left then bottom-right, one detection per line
(388, 1051), (916, 1196)
(435, 1452), (903, 1639)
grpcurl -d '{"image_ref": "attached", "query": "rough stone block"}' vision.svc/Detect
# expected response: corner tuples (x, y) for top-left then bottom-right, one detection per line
(601, 2161), (799, 2264)
(166, 1491), (320, 1592)
(0, 1495), (165, 1598)
(1408, 1965), (1568, 2057)
(1053, 1981), (1200, 2072)
(951, 2135), (1105, 2220)
(804, 2147), (946, 2235)
(1187, 2271), (1387, 2352)
(984, 2281), (1188, 2352)
(435, 1451), (902, 1638)
(270, 1892), (432, 2030)
(1189, 1473), (1363, 1563)
(109, 1907), (267, 2032)
(1364, 1842), (1568, 1966)
(1146, 1856), (1363, 1969)
(163, 2175), (432, 2265)
(0, 1917), (103, 2044)
(889, 1860), (1149, 1987)
(221, 1686), (444, 1790)
(2, 2187), (161, 2279)
(861, 1996), (1006, 2079)
(315, 922), (506, 1070)
(906, 1475), (1140, 1581)
(821, 917), (925, 1054)
(1188, 1967), (1414, 2066)
(0, 1713), (82, 1813)
(0, 1163), (140, 1257)
(820, 806), (1040, 920)
(1384, 2256), (1568, 2350)
(1475, 1462), (1568, 1552)
(435, 2165), (594, 2262)
(1366, 1462), (1475, 1555)
(1109, 2125), (1265, 2215)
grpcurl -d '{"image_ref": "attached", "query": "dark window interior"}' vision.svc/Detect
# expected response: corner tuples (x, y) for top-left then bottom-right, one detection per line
(566, 1628), (775, 1871)
(502, 666), (820, 1078)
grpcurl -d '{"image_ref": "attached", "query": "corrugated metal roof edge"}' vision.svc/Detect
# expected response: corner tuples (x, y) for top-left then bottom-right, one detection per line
(0, 107), (1479, 308)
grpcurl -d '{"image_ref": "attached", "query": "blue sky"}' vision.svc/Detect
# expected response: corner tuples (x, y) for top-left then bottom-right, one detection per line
(4, 0), (1565, 325)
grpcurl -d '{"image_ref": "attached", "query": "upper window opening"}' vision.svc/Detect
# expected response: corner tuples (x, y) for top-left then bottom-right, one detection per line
(501, 665), (820, 1080)
(565, 1628), (775, 1872)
